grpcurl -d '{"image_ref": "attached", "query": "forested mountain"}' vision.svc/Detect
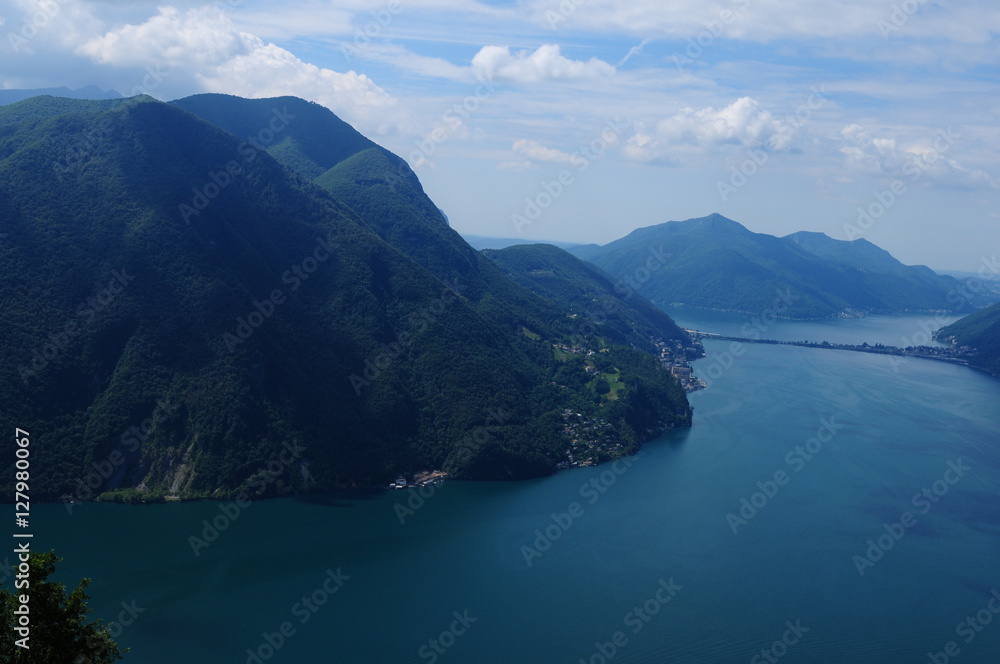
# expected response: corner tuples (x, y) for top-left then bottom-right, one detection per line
(0, 94), (690, 502)
(570, 214), (980, 318)
(482, 243), (690, 354)
(937, 303), (1000, 375)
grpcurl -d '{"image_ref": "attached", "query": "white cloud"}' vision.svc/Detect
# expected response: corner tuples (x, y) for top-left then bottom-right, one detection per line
(621, 97), (800, 164)
(1, 0), (104, 58)
(617, 37), (655, 67)
(74, 5), (406, 135)
(839, 124), (1000, 189)
(512, 138), (574, 164)
(470, 44), (614, 84)
(78, 6), (244, 68)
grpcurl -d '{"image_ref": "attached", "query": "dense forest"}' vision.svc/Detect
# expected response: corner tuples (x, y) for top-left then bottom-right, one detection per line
(0, 94), (691, 503)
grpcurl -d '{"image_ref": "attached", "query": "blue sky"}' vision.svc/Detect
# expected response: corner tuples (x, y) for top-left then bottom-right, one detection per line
(1, 0), (998, 271)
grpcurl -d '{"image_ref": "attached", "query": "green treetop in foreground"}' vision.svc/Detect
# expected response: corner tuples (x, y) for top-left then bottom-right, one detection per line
(0, 550), (126, 663)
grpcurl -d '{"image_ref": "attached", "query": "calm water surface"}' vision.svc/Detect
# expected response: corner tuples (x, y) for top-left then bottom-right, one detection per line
(30, 313), (1000, 663)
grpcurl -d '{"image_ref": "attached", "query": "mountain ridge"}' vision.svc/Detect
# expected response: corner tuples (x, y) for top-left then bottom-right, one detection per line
(568, 213), (985, 318)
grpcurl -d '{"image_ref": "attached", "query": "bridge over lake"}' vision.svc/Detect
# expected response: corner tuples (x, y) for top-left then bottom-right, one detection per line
(684, 329), (969, 366)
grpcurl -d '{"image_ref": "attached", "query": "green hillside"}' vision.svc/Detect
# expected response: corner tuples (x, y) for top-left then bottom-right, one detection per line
(937, 303), (1000, 374)
(482, 243), (690, 353)
(0, 95), (691, 502)
(174, 93), (693, 469)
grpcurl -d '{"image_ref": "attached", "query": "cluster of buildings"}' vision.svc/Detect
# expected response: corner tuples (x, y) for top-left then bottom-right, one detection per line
(653, 337), (706, 392)
(557, 410), (629, 469)
(388, 469), (449, 489)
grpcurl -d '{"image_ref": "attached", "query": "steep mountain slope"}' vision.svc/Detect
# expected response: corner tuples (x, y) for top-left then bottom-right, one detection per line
(569, 214), (977, 318)
(482, 243), (690, 353)
(174, 95), (495, 298)
(937, 303), (1000, 374)
(172, 94), (373, 179)
(172, 93), (693, 462)
(0, 95), (690, 501)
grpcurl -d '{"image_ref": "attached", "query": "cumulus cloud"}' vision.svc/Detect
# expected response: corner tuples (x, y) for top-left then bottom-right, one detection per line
(75, 5), (406, 135)
(471, 44), (615, 84)
(512, 138), (575, 164)
(839, 124), (1000, 189)
(1, 0), (104, 60)
(621, 97), (800, 164)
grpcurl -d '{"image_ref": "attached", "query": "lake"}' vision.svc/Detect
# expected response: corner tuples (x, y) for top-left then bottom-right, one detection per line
(28, 312), (1000, 663)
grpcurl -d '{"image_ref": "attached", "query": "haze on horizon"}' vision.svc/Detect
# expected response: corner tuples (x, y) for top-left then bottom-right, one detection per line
(1, 0), (997, 272)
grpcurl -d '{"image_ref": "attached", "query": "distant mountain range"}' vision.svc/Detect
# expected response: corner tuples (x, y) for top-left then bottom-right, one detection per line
(0, 94), (691, 501)
(569, 214), (988, 319)
(0, 86), (121, 105)
(462, 234), (583, 251)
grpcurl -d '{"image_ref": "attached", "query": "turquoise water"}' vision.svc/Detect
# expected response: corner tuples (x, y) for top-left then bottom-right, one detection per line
(24, 314), (1000, 663)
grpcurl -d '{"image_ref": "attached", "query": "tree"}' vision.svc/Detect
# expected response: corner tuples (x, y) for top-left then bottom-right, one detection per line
(0, 550), (126, 663)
